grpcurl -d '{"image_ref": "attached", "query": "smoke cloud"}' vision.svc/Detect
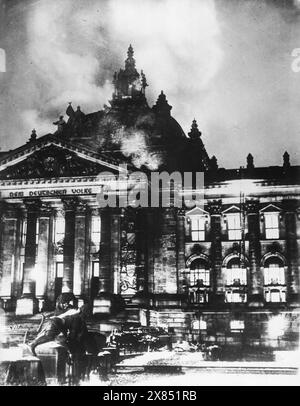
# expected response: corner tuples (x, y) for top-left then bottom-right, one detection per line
(0, 0), (299, 168)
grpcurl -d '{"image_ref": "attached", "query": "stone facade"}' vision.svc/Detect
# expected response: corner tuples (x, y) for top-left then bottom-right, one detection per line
(0, 47), (299, 347)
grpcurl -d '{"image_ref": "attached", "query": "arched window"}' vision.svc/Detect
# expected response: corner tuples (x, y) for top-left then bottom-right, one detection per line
(186, 257), (210, 304)
(189, 258), (210, 287)
(225, 257), (247, 286)
(263, 256), (286, 303)
(224, 257), (247, 303)
(264, 257), (285, 285)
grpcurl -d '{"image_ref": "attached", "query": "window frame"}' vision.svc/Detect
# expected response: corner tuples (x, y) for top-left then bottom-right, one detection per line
(54, 216), (65, 245)
(189, 259), (210, 287)
(226, 213), (242, 241)
(190, 215), (206, 242)
(91, 215), (101, 250)
(264, 212), (280, 240)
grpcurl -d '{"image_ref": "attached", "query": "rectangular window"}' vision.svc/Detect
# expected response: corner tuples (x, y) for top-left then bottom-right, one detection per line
(265, 288), (286, 303)
(264, 213), (279, 239)
(92, 261), (100, 277)
(264, 266), (285, 285)
(21, 220), (27, 246)
(226, 290), (246, 303)
(192, 320), (207, 330)
(35, 220), (39, 257)
(226, 267), (247, 286)
(91, 216), (101, 249)
(226, 214), (242, 240)
(230, 320), (245, 331)
(56, 262), (64, 278)
(190, 269), (210, 286)
(55, 216), (65, 244)
(191, 216), (205, 241)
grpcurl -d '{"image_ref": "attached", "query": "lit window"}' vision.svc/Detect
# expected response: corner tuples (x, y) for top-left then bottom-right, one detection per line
(55, 216), (65, 244)
(264, 262), (285, 285)
(190, 216), (206, 241)
(264, 213), (279, 239)
(189, 259), (210, 286)
(91, 216), (101, 249)
(56, 262), (64, 278)
(265, 288), (286, 303)
(92, 261), (100, 277)
(226, 213), (242, 240)
(36, 220), (39, 245)
(225, 258), (247, 286)
(263, 257), (286, 303)
(192, 320), (207, 330)
(226, 290), (246, 303)
(230, 320), (245, 331)
(21, 220), (27, 246)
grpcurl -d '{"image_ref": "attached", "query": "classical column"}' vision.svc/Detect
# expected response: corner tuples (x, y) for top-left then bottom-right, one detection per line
(283, 199), (299, 305)
(153, 207), (177, 294)
(62, 198), (77, 293)
(146, 209), (156, 294)
(246, 200), (264, 307)
(111, 209), (121, 294)
(0, 204), (18, 309)
(93, 207), (120, 315)
(176, 208), (186, 294)
(46, 209), (55, 308)
(135, 208), (147, 293)
(98, 207), (111, 294)
(208, 200), (223, 304)
(35, 203), (52, 311)
(73, 201), (88, 302)
(16, 200), (39, 315)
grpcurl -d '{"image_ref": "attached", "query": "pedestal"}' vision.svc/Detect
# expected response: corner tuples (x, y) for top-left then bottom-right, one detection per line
(35, 341), (68, 385)
(15, 296), (38, 316)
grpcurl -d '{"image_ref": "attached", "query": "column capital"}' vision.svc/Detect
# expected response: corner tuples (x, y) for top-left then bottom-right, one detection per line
(61, 197), (78, 211)
(207, 199), (222, 215)
(23, 198), (41, 213)
(39, 202), (53, 216)
(75, 200), (89, 215)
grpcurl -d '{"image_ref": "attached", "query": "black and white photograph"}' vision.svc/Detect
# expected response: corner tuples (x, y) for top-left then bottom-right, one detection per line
(0, 0), (299, 390)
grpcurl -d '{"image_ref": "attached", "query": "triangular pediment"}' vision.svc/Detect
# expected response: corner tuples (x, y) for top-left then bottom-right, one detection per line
(0, 135), (126, 180)
(186, 207), (209, 216)
(222, 205), (240, 214)
(259, 204), (281, 213)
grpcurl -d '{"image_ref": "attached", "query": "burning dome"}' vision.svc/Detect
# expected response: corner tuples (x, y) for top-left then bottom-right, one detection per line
(56, 46), (212, 172)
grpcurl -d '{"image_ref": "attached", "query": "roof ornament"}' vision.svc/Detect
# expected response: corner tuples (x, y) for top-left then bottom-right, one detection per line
(210, 155), (218, 171)
(53, 115), (66, 133)
(283, 151), (290, 171)
(27, 129), (37, 143)
(188, 119), (202, 139)
(111, 45), (148, 103)
(152, 91), (172, 115)
(247, 153), (254, 170)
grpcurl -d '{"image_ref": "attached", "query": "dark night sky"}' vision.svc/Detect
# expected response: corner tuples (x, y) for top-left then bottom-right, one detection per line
(0, 0), (300, 169)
